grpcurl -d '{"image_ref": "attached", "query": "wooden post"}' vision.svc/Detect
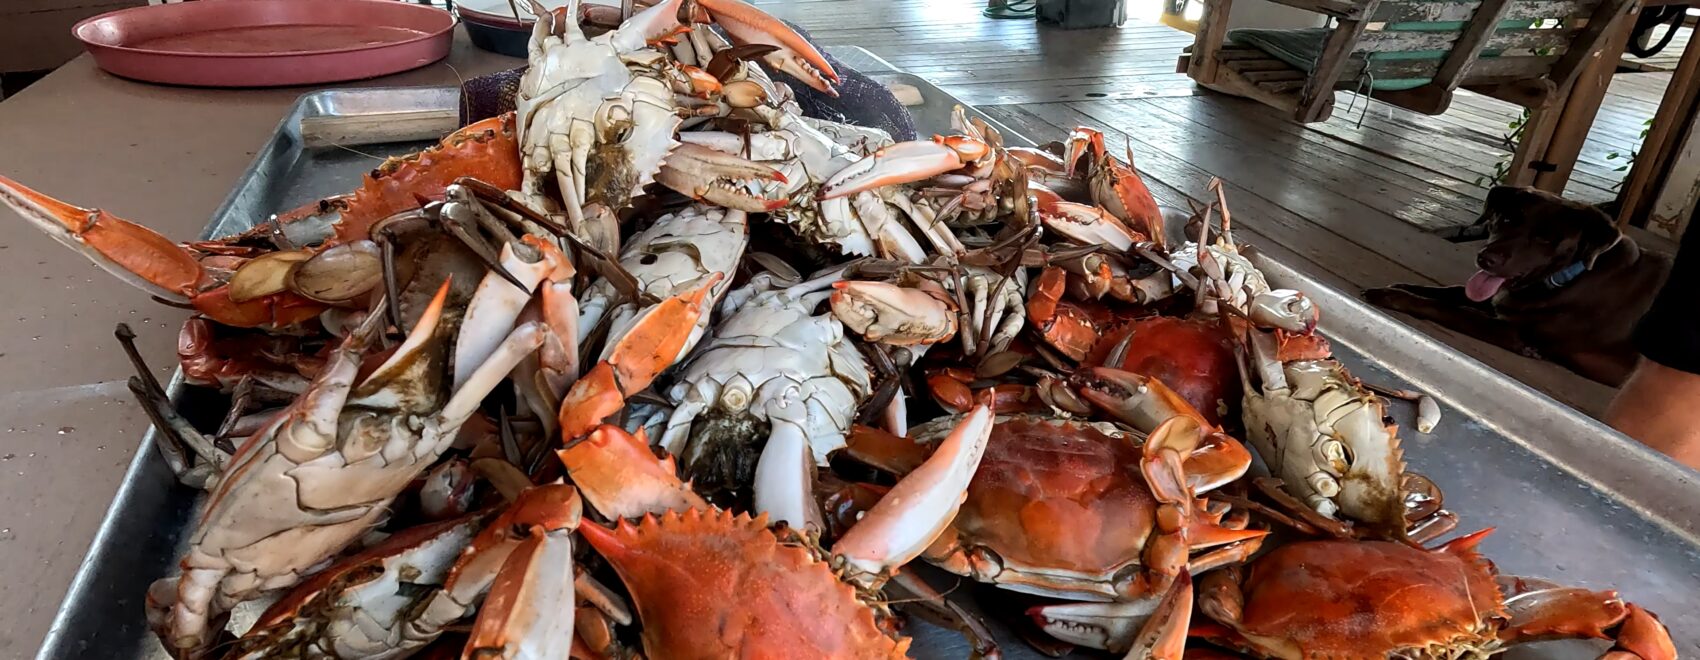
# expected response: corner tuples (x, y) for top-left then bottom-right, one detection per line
(1615, 26), (1700, 227)
(1190, 0), (1236, 84)
(1503, 0), (1635, 191)
(1645, 120), (1700, 237)
(1295, 16), (1371, 122)
(1530, 3), (1636, 192)
(1506, 101), (1563, 187)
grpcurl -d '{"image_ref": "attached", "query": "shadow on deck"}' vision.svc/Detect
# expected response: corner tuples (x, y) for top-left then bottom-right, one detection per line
(760, 0), (1670, 416)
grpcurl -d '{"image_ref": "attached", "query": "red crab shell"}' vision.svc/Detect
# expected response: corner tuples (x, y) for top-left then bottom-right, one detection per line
(334, 113), (522, 243)
(1212, 532), (1506, 658)
(578, 509), (908, 659)
(1088, 315), (1239, 426)
(925, 414), (1161, 598)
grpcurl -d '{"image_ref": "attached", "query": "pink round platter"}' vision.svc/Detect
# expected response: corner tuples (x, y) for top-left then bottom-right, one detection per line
(74, 0), (457, 88)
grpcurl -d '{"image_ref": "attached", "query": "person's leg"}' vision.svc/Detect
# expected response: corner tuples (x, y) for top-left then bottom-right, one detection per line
(1608, 205), (1700, 468)
(1607, 359), (1700, 469)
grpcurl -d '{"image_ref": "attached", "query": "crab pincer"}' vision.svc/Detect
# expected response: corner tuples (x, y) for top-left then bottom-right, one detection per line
(556, 273), (723, 442)
(818, 136), (990, 200)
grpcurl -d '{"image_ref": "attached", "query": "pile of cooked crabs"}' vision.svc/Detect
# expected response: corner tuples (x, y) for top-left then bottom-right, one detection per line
(0, 0), (1676, 657)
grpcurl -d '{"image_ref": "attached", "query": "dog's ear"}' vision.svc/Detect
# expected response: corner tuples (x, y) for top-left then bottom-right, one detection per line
(1576, 209), (1624, 268)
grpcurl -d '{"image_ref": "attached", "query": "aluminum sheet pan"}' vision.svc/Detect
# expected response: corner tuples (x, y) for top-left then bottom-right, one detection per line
(37, 50), (1700, 660)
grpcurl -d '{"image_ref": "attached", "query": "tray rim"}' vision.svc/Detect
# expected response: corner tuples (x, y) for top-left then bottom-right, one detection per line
(73, 0), (458, 60)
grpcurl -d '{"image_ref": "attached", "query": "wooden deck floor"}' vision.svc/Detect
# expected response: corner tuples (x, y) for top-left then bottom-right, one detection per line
(758, 0), (1671, 414)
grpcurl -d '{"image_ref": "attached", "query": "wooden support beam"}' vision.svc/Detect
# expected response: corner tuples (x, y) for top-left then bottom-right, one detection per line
(1531, 3), (1635, 192)
(1426, 0), (1516, 92)
(1295, 15), (1372, 122)
(1188, 0), (1236, 84)
(1507, 102), (1563, 187)
(1466, 78), (1559, 108)
(1547, 0), (1635, 92)
(1616, 27), (1700, 227)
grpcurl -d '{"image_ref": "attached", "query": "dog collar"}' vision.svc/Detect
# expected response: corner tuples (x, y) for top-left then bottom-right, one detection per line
(1543, 261), (1588, 289)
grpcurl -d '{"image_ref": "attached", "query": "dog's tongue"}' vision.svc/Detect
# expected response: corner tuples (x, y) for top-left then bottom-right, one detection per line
(1465, 271), (1506, 302)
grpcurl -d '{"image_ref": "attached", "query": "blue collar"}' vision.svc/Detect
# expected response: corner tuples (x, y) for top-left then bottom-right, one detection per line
(1543, 261), (1588, 289)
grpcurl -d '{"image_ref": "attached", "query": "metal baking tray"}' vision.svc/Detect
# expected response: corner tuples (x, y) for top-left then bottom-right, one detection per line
(37, 50), (1700, 659)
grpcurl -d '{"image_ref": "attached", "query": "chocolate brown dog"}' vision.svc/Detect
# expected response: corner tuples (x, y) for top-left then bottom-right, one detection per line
(1364, 186), (1672, 386)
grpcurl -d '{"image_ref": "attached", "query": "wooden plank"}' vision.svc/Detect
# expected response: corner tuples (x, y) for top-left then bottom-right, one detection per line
(1371, 0), (1591, 24)
(1243, 69), (1310, 82)
(1148, 94), (1493, 206)
(1356, 26), (1578, 53)
(1226, 59), (1296, 73)
(982, 102), (1440, 287)
(1063, 99), (1481, 282)
(1140, 95), (1485, 228)
(1300, 17), (1374, 121)
(944, 75), (1203, 106)
(1361, 54), (1559, 81)
(1430, 0), (1519, 92)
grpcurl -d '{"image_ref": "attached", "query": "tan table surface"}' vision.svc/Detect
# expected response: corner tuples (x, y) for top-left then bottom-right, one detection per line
(0, 32), (518, 657)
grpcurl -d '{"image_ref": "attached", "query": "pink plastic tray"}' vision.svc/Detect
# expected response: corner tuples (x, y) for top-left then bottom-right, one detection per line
(74, 0), (456, 87)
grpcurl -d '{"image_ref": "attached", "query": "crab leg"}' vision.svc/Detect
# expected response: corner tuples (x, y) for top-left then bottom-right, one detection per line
(832, 401), (995, 588)
(463, 489), (584, 660)
(403, 484), (584, 652)
(454, 236), (564, 390)
(1039, 200), (1145, 252)
(1498, 578), (1677, 660)
(0, 175), (208, 301)
(1140, 416), (1202, 593)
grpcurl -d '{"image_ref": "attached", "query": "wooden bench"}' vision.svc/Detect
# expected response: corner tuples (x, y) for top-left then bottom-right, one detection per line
(1180, 0), (1638, 123)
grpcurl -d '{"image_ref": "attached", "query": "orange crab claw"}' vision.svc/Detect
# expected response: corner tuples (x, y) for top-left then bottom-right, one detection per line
(579, 509), (909, 658)
(1077, 366), (1209, 431)
(558, 424), (706, 520)
(678, 64), (723, 98)
(0, 174), (209, 301)
(556, 274), (722, 441)
(818, 139), (977, 200)
(842, 424), (932, 477)
(694, 0), (840, 95)
(1128, 570), (1193, 660)
(1614, 605), (1678, 660)
(1062, 127), (1105, 178)
(605, 272), (721, 391)
(833, 399), (994, 586)
(1038, 200), (1146, 252)
(1026, 266), (1100, 361)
